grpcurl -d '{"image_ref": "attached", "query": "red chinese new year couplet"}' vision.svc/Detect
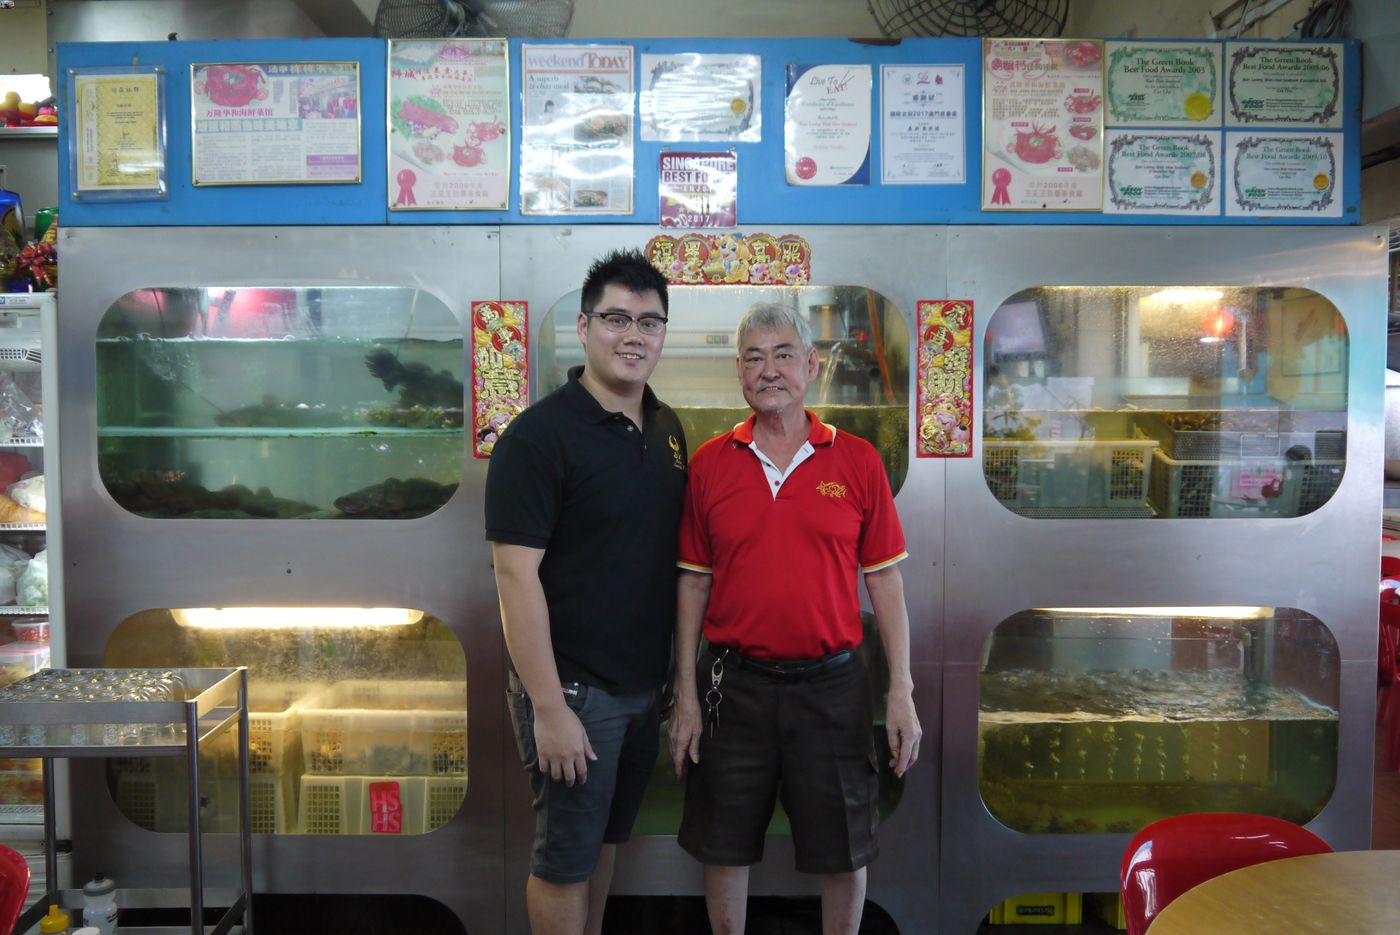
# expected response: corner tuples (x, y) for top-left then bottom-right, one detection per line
(916, 300), (974, 458)
(471, 300), (529, 459)
(369, 781), (404, 834)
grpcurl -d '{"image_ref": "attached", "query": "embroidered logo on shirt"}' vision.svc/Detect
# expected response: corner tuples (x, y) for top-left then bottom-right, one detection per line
(816, 481), (848, 499)
(669, 434), (685, 471)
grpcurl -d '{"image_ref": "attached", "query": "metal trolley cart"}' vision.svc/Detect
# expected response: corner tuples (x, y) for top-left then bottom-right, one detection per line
(0, 667), (252, 935)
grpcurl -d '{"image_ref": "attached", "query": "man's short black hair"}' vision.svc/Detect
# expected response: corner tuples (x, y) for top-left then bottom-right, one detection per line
(580, 248), (669, 318)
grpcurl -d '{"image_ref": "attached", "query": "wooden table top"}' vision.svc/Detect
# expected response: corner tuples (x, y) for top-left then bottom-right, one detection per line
(1148, 850), (1400, 934)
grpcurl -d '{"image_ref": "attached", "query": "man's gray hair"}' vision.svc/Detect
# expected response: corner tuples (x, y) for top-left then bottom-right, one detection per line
(735, 302), (813, 352)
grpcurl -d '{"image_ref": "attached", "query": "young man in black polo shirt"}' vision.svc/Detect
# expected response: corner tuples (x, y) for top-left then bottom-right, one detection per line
(485, 249), (686, 935)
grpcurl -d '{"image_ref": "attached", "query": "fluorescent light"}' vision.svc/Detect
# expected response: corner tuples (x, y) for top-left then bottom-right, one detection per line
(1145, 288), (1224, 305)
(171, 607), (425, 629)
(1038, 606), (1271, 619)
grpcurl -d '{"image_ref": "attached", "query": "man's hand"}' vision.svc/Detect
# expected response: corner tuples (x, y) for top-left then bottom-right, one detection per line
(533, 702), (596, 786)
(885, 689), (921, 778)
(668, 692), (704, 779)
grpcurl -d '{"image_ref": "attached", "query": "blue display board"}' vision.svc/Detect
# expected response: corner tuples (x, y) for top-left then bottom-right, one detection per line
(56, 36), (1361, 228)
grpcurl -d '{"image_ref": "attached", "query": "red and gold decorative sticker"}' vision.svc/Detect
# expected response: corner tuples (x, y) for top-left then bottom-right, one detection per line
(471, 300), (529, 459)
(916, 300), (973, 458)
(645, 233), (811, 286)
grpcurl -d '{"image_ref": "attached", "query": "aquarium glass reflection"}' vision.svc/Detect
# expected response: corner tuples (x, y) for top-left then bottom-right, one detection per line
(97, 287), (464, 519)
(978, 607), (1339, 835)
(540, 285), (911, 495)
(982, 287), (1347, 519)
(103, 607), (468, 835)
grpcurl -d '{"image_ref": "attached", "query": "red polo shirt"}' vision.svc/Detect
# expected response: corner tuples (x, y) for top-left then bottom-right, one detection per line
(677, 411), (907, 659)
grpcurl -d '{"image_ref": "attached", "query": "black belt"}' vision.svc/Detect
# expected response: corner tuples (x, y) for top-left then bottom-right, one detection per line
(711, 645), (855, 681)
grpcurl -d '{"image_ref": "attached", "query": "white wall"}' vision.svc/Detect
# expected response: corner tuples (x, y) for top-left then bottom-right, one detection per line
(0, 0), (49, 77)
(570, 0), (878, 37)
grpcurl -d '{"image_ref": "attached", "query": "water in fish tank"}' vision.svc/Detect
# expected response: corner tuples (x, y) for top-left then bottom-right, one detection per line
(979, 668), (1338, 835)
(95, 286), (465, 519)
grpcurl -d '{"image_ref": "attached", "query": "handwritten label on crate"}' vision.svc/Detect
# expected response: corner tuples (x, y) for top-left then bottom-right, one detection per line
(369, 780), (404, 834)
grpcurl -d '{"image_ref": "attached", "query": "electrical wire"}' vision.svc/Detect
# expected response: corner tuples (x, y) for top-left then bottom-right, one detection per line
(1294, 0), (1350, 38)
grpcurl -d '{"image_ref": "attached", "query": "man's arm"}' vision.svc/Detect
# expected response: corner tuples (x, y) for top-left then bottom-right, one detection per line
(492, 542), (595, 786)
(864, 564), (921, 778)
(669, 569), (712, 778)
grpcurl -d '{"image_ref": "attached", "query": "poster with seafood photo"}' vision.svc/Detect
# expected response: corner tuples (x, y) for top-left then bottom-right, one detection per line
(982, 39), (1104, 211)
(388, 39), (509, 211)
(191, 62), (361, 186)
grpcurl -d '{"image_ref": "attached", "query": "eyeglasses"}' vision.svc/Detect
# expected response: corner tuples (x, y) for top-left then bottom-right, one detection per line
(586, 311), (668, 335)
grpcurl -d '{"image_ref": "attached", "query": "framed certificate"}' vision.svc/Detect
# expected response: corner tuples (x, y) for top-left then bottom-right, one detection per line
(68, 65), (168, 202)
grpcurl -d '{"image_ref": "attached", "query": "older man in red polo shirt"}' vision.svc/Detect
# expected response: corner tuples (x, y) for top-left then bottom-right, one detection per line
(669, 302), (921, 935)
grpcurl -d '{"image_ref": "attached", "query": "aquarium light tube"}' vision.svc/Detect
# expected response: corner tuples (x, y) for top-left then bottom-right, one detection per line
(172, 607), (425, 629)
(1144, 288), (1225, 305)
(1038, 606), (1271, 619)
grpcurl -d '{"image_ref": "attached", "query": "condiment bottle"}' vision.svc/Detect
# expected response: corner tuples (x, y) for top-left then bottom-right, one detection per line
(38, 903), (70, 934)
(81, 874), (118, 935)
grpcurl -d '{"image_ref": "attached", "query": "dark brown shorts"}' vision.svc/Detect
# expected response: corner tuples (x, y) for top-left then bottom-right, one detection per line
(678, 645), (880, 874)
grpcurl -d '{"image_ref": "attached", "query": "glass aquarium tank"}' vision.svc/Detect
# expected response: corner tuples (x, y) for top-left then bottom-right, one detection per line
(103, 606), (467, 835)
(540, 284), (910, 494)
(539, 284), (911, 834)
(979, 607), (1338, 835)
(96, 286), (465, 519)
(982, 286), (1346, 518)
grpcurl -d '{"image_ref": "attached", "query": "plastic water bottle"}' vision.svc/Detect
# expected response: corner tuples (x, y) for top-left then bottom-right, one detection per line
(81, 874), (118, 935)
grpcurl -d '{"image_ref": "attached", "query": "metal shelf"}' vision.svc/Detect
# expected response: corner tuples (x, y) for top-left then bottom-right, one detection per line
(0, 605), (47, 615)
(0, 127), (57, 139)
(0, 667), (253, 935)
(0, 436), (44, 447)
(0, 522), (44, 532)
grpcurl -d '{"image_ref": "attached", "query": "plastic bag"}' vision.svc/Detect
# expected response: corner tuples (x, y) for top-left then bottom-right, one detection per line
(16, 548), (46, 607)
(0, 542), (25, 605)
(7, 474), (43, 513)
(0, 372), (39, 440)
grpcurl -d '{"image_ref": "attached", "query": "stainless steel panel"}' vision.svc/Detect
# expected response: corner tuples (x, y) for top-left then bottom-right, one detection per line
(57, 226), (504, 931)
(500, 225), (946, 934)
(939, 225), (1387, 935)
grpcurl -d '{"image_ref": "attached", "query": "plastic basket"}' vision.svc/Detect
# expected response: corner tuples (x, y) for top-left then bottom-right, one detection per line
(1147, 449), (1342, 518)
(114, 763), (289, 834)
(1133, 410), (1345, 461)
(298, 774), (467, 835)
(298, 680), (467, 777)
(987, 892), (1083, 925)
(983, 439), (1157, 518)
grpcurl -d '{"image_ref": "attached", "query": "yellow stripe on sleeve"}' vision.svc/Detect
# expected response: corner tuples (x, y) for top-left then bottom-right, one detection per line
(861, 551), (909, 574)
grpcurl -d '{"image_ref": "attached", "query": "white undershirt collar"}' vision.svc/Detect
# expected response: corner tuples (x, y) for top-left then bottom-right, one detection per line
(748, 440), (816, 500)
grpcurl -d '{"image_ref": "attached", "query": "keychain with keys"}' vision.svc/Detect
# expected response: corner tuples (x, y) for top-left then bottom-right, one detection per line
(704, 649), (728, 737)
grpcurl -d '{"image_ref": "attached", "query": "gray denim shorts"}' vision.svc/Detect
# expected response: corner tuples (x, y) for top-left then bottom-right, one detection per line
(507, 672), (662, 884)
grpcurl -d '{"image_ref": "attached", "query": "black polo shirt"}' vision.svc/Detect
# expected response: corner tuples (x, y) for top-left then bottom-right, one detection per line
(485, 366), (688, 694)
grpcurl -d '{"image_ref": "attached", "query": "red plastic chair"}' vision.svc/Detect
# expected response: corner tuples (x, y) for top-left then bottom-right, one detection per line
(0, 843), (30, 935)
(1119, 812), (1332, 935)
(1381, 592), (1400, 769)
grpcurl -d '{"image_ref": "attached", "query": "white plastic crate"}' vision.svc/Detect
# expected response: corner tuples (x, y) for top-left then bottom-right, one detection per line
(1147, 449), (1342, 518)
(298, 680), (467, 777)
(298, 774), (467, 835)
(114, 764), (291, 835)
(983, 439), (1158, 518)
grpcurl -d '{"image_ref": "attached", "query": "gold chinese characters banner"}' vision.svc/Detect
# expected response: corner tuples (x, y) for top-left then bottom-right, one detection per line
(471, 300), (528, 458)
(917, 300), (973, 457)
